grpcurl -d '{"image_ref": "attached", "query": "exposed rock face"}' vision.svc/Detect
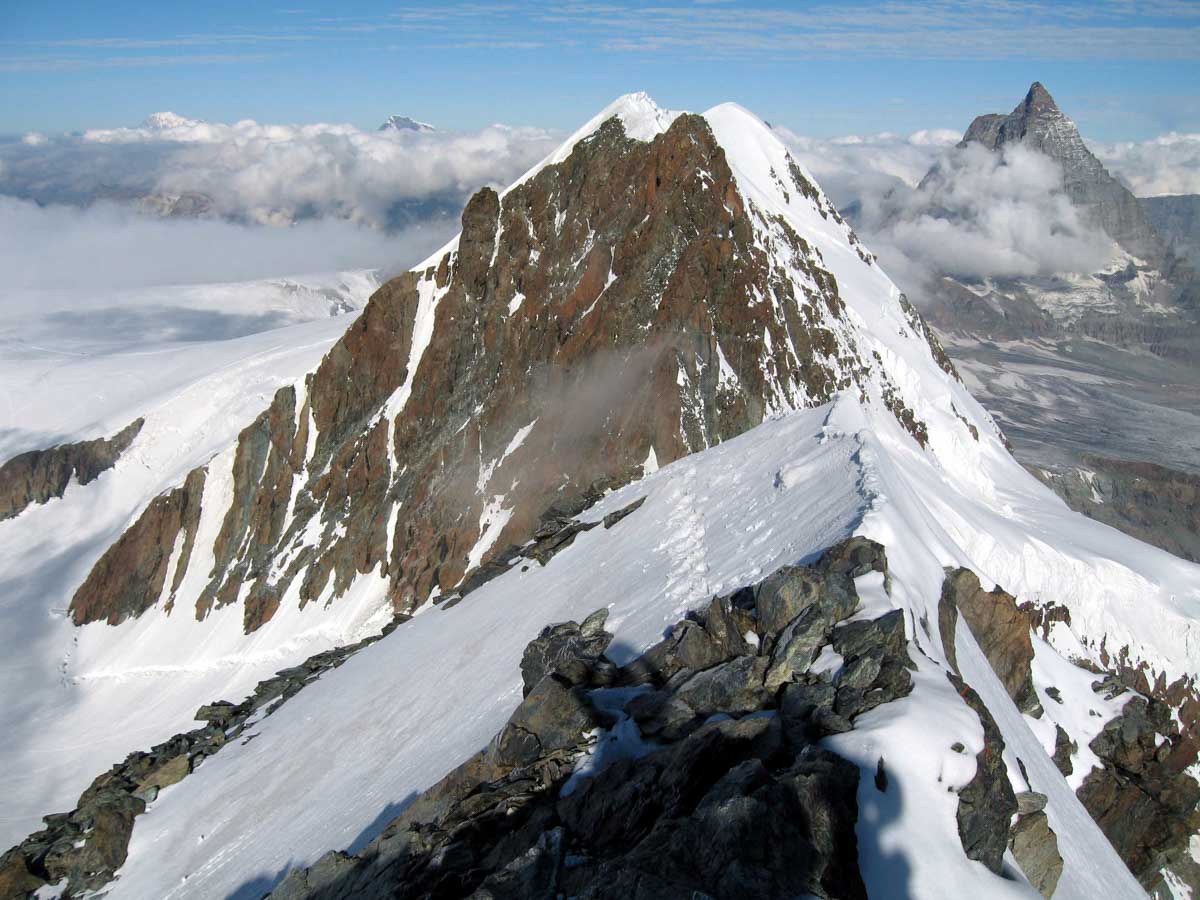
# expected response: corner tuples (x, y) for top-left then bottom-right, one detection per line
(1031, 455), (1200, 564)
(960, 82), (1161, 262)
(70, 111), (945, 634)
(941, 568), (1041, 716)
(269, 547), (928, 900)
(69, 466), (206, 626)
(1141, 194), (1200, 266)
(1077, 689), (1200, 894)
(0, 418), (143, 520)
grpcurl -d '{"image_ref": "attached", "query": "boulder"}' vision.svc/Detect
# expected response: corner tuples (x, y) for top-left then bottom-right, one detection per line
(765, 605), (834, 691)
(817, 536), (889, 582)
(489, 675), (597, 769)
(1009, 811), (1063, 897)
(519, 609), (613, 696)
(753, 566), (856, 643)
(672, 656), (771, 718)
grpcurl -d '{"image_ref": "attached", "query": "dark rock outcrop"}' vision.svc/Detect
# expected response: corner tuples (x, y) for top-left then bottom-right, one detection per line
(520, 609), (614, 696)
(269, 548), (924, 900)
(948, 673), (1018, 875)
(1077, 691), (1200, 893)
(0, 615), (407, 898)
(0, 418), (143, 521)
(1032, 456), (1200, 564)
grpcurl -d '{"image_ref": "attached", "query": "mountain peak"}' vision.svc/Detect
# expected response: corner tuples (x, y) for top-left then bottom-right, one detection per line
(378, 115), (435, 133)
(957, 82), (1161, 260)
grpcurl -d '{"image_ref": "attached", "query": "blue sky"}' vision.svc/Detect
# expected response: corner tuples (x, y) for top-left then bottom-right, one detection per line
(2, 0), (1198, 140)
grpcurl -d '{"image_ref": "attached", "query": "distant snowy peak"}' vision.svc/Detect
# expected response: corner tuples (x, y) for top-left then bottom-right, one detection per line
(141, 111), (202, 131)
(378, 115), (435, 133)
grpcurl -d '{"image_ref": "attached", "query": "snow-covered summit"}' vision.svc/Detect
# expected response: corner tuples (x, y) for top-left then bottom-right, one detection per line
(378, 114), (435, 133)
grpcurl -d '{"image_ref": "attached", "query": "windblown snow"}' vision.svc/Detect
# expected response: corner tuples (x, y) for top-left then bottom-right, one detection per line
(2, 93), (1197, 899)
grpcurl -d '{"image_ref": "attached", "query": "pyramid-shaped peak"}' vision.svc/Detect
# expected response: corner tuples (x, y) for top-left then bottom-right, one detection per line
(1018, 81), (1061, 116)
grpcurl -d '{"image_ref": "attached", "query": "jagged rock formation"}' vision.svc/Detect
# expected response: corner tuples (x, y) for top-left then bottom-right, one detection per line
(68, 105), (952, 635)
(1080, 679), (1200, 894)
(959, 82), (1161, 263)
(0, 418), (143, 520)
(267, 542), (1016, 900)
(1032, 456), (1200, 563)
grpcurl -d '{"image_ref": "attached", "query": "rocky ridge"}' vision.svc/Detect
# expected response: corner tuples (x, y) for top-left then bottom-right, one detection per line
(0, 418), (143, 521)
(958, 82), (1161, 263)
(267, 539), (1039, 900)
(68, 100), (965, 639)
(1032, 456), (1200, 564)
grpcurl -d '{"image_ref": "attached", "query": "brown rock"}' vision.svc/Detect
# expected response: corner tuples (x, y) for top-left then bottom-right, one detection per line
(0, 417), (143, 520)
(942, 569), (1041, 715)
(1009, 811), (1063, 897)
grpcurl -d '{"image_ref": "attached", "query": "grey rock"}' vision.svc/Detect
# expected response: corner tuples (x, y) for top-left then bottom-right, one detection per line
(489, 675), (596, 769)
(1016, 790), (1048, 815)
(519, 609), (613, 696)
(1009, 811), (1064, 898)
(672, 656), (771, 718)
(764, 605), (834, 691)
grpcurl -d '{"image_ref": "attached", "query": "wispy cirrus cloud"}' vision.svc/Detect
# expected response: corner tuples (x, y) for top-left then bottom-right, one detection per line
(5, 0), (1198, 72)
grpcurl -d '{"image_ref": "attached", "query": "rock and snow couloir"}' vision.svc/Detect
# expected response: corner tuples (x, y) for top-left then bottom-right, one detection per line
(1, 93), (1198, 899)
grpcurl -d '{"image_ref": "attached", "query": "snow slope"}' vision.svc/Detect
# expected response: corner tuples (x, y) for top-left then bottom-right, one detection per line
(5, 94), (1198, 896)
(0, 274), (381, 846)
(107, 395), (1173, 899)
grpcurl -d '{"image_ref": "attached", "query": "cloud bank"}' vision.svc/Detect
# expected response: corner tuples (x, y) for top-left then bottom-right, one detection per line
(777, 130), (1119, 294)
(1094, 133), (1200, 197)
(0, 196), (454, 292)
(0, 112), (561, 230)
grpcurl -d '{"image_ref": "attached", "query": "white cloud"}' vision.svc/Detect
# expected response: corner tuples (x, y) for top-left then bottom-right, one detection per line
(774, 125), (959, 212)
(0, 113), (562, 230)
(779, 129), (1116, 288)
(0, 196), (454, 291)
(882, 143), (1115, 282)
(1093, 132), (1200, 197)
